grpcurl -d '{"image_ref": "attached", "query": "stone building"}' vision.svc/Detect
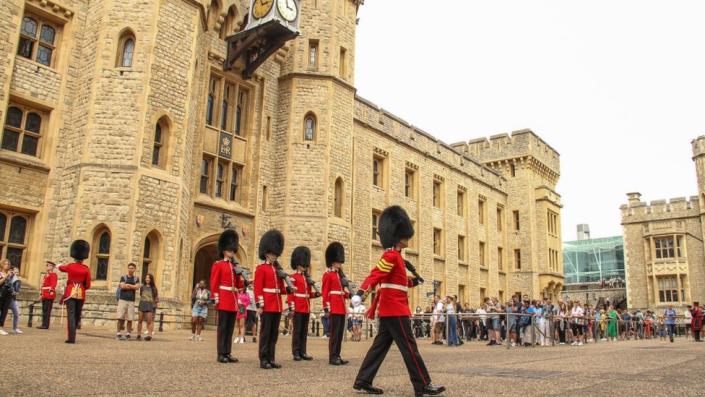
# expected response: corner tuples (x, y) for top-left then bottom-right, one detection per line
(621, 137), (705, 310)
(0, 0), (562, 325)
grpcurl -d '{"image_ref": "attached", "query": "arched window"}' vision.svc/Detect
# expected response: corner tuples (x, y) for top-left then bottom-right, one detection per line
(142, 231), (160, 281)
(152, 117), (169, 168)
(334, 177), (344, 217)
(303, 113), (316, 141)
(92, 227), (111, 280)
(116, 30), (135, 67)
(0, 213), (29, 271)
(2, 105), (44, 157)
(207, 0), (222, 32)
(220, 5), (238, 39)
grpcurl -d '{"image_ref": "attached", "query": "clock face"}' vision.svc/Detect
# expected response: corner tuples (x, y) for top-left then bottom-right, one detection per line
(277, 0), (298, 22)
(253, 0), (274, 19)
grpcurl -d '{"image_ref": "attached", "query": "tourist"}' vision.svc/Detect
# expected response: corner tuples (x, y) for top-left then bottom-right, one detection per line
(446, 296), (459, 346)
(246, 283), (257, 342)
(684, 305), (692, 339)
(490, 298), (502, 346)
(413, 306), (424, 338)
(350, 295), (365, 342)
(555, 302), (568, 345)
(606, 305), (619, 341)
(8, 267), (22, 334)
(191, 280), (210, 341)
(506, 296), (518, 347)
(0, 259), (12, 335)
(571, 300), (584, 346)
(59, 240), (91, 344)
(136, 273), (158, 341)
(622, 310), (632, 340)
(115, 263), (140, 340)
(432, 296), (445, 345)
(689, 302), (703, 342)
(38, 261), (58, 329)
(235, 288), (250, 344)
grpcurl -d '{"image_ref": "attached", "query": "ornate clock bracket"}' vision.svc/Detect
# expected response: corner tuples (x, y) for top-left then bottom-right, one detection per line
(225, 19), (299, 79)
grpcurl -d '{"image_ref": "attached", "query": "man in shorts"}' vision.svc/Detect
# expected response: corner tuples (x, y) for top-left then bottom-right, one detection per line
(116, 263), (140, 340)
(432, 296), (445, 345)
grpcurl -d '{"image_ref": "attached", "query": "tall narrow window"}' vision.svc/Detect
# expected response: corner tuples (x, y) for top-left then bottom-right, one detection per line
(206, 77), (218, 126)
(372, 211), (380, 240)
(513, 210), (520, 231)
(2, 105), (44, 157)
(510, 163), (516, 177)
(93, 228), (111, 280)
(229, 164), (242, 202)
(262, 186), (268, 211)
(0, 213), (29, 270)
(334, 178), (343, 217)
(458, 235), (466, 262)
(339, 47), (347, 78)
(215, 161), (226, 198)
(405, 169), (415, 199)
(372, 156), (384, 187)
(18, 15), (58, 67)
(152, 118), (169, 168)
(433, 228), (442, 256)
(497, 206), (504, 231)
(514, 249), (521, 271)
(200, 157), (212, 194)
(309, 40), (319, 69)
(478, 198), (486, 225)
(479, 242), (486, 267)
(235, 89), (247, 135)
(433, 181), (442, 208)
(220, 5), (237, 39)
(221, 84), (233, 131)
(457, 190), (465, 216)
(142, 236), (152, 281)
(304, 114), (316, 141)
(498, 247), (504, 271)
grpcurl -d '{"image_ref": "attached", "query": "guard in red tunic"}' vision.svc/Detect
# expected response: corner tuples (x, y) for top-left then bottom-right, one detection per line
(37, 261), (58, 329)
(210, 229), (245, 363)
(322, 242), (350, 365)
(353, 206), (445, 396)
(58, 240), (91, 344)
(254, 229), (287, 369)
(287, 246), (320, 361)
(691, 302), (704, 342)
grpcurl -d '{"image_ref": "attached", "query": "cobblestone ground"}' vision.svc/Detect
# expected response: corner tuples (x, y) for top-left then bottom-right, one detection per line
(4, 326), (705, 396)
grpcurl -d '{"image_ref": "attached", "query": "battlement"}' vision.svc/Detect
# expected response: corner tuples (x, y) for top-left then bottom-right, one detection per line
(456, 129), (561, 175)
(620, 193), (700, 221)
(692, 135), (705, 159)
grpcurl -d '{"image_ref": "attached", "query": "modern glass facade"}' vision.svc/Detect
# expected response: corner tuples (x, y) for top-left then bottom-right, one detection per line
(563, 236), (624, 285)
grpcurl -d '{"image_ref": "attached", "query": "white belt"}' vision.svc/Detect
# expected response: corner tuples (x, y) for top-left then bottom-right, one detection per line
(41, 287), (52, 290)
(263, 288), (280, 293)
(219, 286), (236, 291)
(294, 293), (308, 298)
(380, 283), (408, 292)
(329, 290), (344, 295)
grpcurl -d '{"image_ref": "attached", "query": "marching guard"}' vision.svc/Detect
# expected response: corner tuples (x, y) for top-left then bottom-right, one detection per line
(322, 242), (350, 365)
(58, 240), (91, 344)
(254, 229), (287, 369)
(37, 261), (58, 329)
(210, 229), (245, 363)
(287, 246), (320, 361)
(353, 206), (445, 396)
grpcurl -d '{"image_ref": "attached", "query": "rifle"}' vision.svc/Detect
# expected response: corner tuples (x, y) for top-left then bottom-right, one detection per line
(338, 268), (358, 294)
(229, 258), (251, 287)
(273, 260), (297, 293)
(304, 272), (321, 296)
(404, 260), (424, 284)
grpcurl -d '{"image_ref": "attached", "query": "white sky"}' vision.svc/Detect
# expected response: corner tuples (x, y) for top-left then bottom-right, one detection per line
(354, 0), (705, 240)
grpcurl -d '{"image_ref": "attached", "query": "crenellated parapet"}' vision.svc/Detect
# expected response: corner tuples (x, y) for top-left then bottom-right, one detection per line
(692, 135), (705, 160)
(620, 192), (701, 223)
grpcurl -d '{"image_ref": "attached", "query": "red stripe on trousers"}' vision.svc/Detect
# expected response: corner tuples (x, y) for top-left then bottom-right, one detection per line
(398, 316), (427, 385)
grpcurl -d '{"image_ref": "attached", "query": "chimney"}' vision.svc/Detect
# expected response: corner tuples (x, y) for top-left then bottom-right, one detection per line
(577, 224), (590, 240)
(627, 192), (642, 205)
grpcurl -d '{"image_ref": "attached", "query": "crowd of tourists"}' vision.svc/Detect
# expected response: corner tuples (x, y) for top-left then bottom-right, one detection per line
(409, 295), (704, 346)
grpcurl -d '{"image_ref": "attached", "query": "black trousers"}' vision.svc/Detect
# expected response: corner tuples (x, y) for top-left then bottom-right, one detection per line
(259, 312), (281, 363)
(41, 299), (54, 328)
(355, 316), (431, 393)
(292, 312), (310, 357)
(329, 314), (345, 360)
(694, 330), (701, 341)
(217, 310), (236, 357)
(0, 294), (11, 327)
(65, 298), (84, 342)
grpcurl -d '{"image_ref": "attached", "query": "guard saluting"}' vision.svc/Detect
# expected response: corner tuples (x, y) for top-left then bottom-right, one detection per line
(254, 229), (287, 369)
(58, 240), (91, 344)
(353, 206), (445, 396)
(37, 261), (58, 329)
(322, 242), (350, 365)
(210, 229), (245, 363)
(287, 246), (320, 361)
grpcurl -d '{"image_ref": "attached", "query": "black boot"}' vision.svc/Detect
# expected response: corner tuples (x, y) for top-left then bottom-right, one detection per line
(225, 354), (239, 363)
(301, 354), (313, 361)
(217, 355), (229, 363)
(353, 382), (384, 394)
(415, 384), (446, 396)
(260, 361), (272, 369)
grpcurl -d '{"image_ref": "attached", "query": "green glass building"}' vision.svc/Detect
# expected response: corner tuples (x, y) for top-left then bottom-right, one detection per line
(563, 236), (625, 285)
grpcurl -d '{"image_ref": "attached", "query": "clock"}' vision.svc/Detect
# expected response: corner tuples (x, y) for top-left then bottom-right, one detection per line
(253, 0), (274, 19)
(277, 0), (298, 22)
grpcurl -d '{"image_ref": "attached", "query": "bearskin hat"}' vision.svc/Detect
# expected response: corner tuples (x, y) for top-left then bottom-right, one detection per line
(258, 229), (285, 260)
(70, 239), (90, 261)
(379, 205), (414, 249)
(325, 242), (345, 268)
(218, 229), (239, 256)
(290, 246), (311, 270)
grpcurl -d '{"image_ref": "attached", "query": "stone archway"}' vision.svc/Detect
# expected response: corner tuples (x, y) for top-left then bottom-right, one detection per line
(192, 233), (248, 291)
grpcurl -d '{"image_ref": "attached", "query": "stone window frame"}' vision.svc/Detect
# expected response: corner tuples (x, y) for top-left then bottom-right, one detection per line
(433, 227), (443, 257)
(432, 180), (443, 208)
(151, 116), (171, 169)
(478, 196), (486, 225)
(116, 28), (136, 68)
(200, 156), (213, 195)
(478, 241), (486, 267)
(497, 247), (504, 271)
(339, 47), (347, 79)
(207, 0), (223, 33)
(404, 166), (417, 200)
(656, 275), (679, 303)
(547, 209), (559, 236)
(514, 248), (521, 271)
(308, 39), (319, 70)
(17, 13), (60, 68)
(220, 5), (239, 40)
(303, 112), (317, 142)
(1, 102), (48, 158)
(653, 236), (683, 260)
(371, 209), (381, 241)
(497, 205), (504, 232)
(91, 225), (112, 281)
(457, 234), (466, 263)
(142, 230), (161, 282)
(0, 210), (31, 274)
(513, 210), (520, 231)
(456, 188), (465, 216)
(261, 185), (268, 212)
(229, 164), (243, 202)
(372, 154), (385, 188)
(333, 177), (344, 218)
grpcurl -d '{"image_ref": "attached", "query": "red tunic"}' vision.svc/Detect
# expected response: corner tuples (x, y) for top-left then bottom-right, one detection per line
(254, 262), (287, 313)
(210, 259), (245, 312)
(322, 270), (349, 315)
(58, 262), (91, 301)
(286, 272), (316, 314)
(359, 249), (414, 319)
(40, 272), (58, 300)
(691, 307), (704, 332)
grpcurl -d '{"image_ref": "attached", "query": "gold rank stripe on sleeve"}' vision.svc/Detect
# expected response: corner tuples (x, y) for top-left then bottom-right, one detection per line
(376, 259), (392, 273)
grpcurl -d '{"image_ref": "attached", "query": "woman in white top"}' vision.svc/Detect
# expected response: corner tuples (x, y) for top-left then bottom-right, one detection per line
(571, 301), (585, 346)
(684, 308), (693, 339)
(349, 295), (365, 342)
